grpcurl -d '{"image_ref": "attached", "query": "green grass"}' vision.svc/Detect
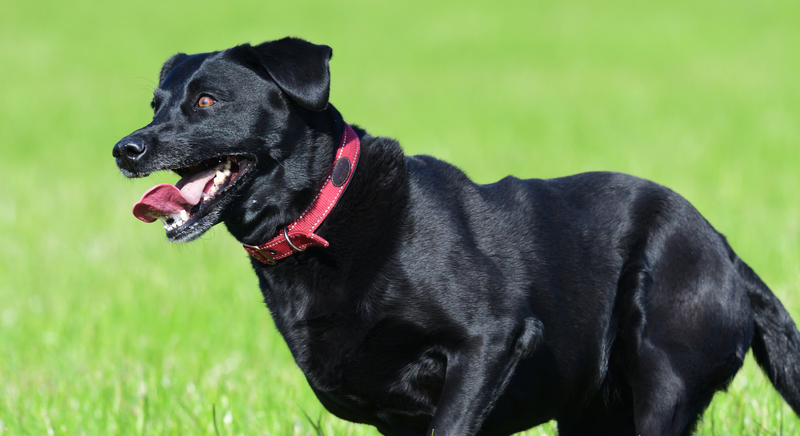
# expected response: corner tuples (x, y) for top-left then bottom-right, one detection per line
(2, 0), (800, 434)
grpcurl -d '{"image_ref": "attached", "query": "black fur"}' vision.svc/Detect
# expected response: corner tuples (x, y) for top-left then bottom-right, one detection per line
(114, 37), (800, 436)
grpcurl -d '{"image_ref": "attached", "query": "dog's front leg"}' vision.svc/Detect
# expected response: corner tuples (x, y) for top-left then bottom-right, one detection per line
(426, 317), (543, 436)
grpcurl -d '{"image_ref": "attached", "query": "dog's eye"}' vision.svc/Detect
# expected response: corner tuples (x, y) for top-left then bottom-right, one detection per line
(197, 96), (216, 108)
(151, 99), (157, 114)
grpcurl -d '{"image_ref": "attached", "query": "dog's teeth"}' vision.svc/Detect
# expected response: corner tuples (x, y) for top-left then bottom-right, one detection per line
(160, 211), (190, 231)
(224, 159), (231, 171)
(214, 170), (226, 185)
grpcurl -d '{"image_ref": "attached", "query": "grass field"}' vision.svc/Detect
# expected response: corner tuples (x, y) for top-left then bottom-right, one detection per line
(2, 0), (800, 434)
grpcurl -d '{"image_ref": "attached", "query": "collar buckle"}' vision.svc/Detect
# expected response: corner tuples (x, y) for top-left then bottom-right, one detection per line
(243, 244), (277, 265)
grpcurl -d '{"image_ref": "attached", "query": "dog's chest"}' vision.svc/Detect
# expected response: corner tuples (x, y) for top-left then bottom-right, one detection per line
(286, 314), (446, 416)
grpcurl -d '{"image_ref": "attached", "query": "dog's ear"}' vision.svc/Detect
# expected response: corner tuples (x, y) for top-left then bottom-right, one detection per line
(159, 53), (189, 86)
(252, 38), (332, 111)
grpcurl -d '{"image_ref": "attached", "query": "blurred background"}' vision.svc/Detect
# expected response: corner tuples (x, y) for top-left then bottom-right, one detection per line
(1, 0), (799, 434)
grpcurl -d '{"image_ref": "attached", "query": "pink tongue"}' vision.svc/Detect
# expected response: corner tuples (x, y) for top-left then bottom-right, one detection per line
(133, 184), (193, 223)
(132, 167), (219, 223)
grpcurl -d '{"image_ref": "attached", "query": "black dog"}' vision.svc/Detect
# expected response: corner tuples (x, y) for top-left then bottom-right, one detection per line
(114, 37), (800, 435)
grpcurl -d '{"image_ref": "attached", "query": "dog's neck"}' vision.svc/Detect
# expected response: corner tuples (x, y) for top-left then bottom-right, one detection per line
(231, 119), (409, 329)
(222, 106), (409, 271)
(242, 123), (360, 264)
(221, 105), (343, 244)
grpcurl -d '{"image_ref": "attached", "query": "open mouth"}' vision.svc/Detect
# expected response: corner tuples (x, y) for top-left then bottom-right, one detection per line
(132, 155), (252, 235)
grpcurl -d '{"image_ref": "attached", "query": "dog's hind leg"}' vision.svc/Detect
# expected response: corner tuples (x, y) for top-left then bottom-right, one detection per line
(628, 335), (743, 436)
(628, 345), (701, 436)
(623, 253), (750, 435)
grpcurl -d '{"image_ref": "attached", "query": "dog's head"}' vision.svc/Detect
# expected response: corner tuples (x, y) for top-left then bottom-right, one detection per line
(114, 38), (341, 244)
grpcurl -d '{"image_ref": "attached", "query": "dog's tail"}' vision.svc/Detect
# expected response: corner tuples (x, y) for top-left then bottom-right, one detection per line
(739, 259), (800, 414)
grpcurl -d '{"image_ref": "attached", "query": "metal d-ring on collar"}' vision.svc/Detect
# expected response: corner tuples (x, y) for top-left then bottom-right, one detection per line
(284, 227), (304, 252)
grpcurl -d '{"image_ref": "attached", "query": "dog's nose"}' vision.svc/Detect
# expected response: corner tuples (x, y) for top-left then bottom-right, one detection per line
(113, 137), (148, 163)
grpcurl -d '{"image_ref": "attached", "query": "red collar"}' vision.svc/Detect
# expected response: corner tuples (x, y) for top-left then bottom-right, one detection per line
(243, 123), (360, 265)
